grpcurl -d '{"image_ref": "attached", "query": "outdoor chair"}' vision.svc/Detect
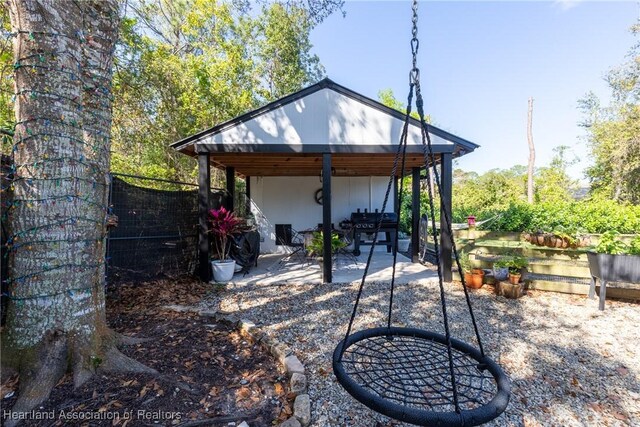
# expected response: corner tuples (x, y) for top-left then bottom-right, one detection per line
(275, 226), (308, 267)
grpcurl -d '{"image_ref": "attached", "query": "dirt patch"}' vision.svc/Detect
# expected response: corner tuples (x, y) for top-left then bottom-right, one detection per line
(1, 278), (292, 426)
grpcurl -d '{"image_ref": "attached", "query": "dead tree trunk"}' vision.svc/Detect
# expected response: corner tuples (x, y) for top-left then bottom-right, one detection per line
(527, 97), (535, 204)
(3, 1), (154, 422)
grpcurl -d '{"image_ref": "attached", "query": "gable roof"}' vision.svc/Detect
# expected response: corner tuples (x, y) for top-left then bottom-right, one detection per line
(171, 77), (479, 156)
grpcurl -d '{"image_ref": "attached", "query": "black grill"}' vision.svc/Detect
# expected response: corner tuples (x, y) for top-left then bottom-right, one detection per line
(350, 209), (398, 229)
(350, 209), (398, 256)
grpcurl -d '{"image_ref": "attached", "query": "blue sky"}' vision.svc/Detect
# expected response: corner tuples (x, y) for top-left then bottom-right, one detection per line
(310, 1), (638, 182)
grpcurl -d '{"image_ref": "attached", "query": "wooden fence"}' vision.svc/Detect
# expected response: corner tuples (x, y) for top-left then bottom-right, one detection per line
(447, 230), (640, 301)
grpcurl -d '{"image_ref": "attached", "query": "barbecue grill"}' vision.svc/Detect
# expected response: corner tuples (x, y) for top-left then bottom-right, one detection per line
(350, 209), (398, 256)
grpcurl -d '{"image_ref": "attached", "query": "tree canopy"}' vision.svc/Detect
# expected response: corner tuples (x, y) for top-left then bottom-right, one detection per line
(581, 24), (640, 204)
(111, 0), (335, 184)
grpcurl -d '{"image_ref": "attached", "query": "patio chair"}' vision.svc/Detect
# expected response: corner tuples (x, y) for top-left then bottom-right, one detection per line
(275, 225), (308, 267)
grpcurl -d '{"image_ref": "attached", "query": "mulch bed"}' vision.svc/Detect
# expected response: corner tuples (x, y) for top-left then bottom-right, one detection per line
(1, 277), (291, 426)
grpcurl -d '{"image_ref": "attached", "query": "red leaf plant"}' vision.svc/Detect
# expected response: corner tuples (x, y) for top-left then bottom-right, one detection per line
(208, 207), (244, 262)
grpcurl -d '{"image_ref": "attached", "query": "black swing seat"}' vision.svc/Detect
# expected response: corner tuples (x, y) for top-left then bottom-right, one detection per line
(333, 327), (511, 427)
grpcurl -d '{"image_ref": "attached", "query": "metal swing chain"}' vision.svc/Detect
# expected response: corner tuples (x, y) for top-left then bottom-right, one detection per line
(410, 0), (470, 417)
(409, 0), (486, 358)
(411, 0), (420, 84)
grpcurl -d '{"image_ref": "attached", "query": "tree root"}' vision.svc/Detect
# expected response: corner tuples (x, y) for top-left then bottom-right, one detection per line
(98, 347), (157, 375)
(114, 332), (153, 346)
(5, 331), (68, 427)
(5, 328), (156, 427)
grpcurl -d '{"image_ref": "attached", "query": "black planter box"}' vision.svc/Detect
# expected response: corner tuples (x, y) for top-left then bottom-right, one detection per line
(587, 252), (640, 310)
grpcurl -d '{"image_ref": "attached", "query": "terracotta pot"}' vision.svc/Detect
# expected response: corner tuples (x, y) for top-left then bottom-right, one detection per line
(463, 272), (474, 284)
(467, 270), (484, 289)
(535, 233), (546, 246)
(508, 273), (521, 285)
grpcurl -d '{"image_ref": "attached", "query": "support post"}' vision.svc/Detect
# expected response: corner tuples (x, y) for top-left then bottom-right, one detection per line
(322, 154), (332, 283)
(198, 152), (211, 282)
(225, 167), (235, 212)
(411, 167), (420, 262)
(440, 153), (453, 281)
(245, 176), (251, 216)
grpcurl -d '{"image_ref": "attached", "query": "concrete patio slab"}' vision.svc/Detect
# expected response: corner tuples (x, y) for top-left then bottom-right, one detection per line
(229, 248), (438, 286)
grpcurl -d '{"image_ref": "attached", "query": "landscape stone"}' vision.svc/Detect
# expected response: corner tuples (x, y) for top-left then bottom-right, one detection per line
(239, 319), (256, 333)
(271, 343), (291, 364)
(280, 418), (301, 427)
(237, 422), (249, 427)
(290, 373), (307, 396)
(293, 394), (311, 426)
(284, 355), (305, 375)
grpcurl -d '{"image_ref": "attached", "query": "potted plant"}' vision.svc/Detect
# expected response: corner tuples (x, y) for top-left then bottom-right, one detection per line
(457, 251), (483, 289)
(587, 231), (640, 310)
(457, 251), (473, 285)
(496, 255), (528, 299)
(306, 231), (347, 281)
(492, 258), (509, 281)
(397, 231), (411, 253)
(506, 255), (528, 284)
(208, 206), (244, 282)
(307, 232), (347, 259)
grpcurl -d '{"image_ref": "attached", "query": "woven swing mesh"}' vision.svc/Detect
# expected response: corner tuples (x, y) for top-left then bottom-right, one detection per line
(340, 334), (497, 412)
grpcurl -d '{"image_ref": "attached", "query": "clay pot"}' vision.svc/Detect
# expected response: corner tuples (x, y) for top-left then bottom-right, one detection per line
(463, 272), (474, 284)
(534, 233), (546, 246)
(467, 269), (484, 289)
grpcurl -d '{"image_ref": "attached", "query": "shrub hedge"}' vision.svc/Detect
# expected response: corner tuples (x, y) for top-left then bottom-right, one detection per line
(463, 200), (640, 234)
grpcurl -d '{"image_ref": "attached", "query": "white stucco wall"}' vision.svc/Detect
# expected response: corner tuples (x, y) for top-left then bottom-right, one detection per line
(250, 176), (390, 253)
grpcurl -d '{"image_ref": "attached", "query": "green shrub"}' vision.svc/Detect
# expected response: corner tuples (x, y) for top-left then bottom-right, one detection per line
(595, 231), (629, 254)
(467, 200), (640, 234)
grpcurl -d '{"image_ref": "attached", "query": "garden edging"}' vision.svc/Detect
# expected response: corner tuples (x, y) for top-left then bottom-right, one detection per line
(165, 305), (310, 426)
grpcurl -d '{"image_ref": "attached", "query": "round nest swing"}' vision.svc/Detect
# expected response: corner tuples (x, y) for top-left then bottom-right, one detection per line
(331, 2), (511, 426)
(333, 327), (510, 426)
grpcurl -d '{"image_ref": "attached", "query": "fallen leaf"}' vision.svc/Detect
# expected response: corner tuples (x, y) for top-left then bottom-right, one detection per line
(139, 386), (149, 398)
(274, 383), (284, 395)
(613, 412), (628, 421)
(616, 366), (629, 376)
(587, 402), (603, 413)
(236, 387), (251, 400)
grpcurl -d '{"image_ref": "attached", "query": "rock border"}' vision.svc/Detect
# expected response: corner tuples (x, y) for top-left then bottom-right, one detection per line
(165, 305), (310, 426)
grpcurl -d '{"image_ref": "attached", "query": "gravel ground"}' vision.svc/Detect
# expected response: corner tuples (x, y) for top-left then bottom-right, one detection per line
(204, 268), (640, 427)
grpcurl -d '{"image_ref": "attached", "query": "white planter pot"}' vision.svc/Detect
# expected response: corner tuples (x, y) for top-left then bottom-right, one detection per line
(211, 260), (236, 283)
(397, 238), (411, 253)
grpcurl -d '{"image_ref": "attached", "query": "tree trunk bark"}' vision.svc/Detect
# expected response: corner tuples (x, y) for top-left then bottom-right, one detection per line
(4, 1), (154, 422)
(527, 97), (535, 204)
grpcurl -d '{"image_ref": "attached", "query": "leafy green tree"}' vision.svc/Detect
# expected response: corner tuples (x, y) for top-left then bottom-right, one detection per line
(378, 88), (423, 120)
(254, 3), (324, 99)
(580, 24), (640, 203)
(534, 145), (578, 203)
(109, 0), (342, 186)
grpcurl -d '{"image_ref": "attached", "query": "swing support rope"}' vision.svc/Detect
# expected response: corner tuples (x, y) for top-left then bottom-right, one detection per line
(335, 0), (494, 420)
